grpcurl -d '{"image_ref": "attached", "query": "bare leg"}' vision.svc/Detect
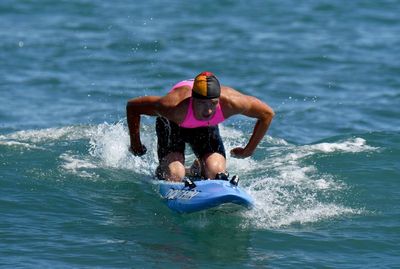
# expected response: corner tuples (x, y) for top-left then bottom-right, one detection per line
(200, 153), (226, 179)
(155, 152), (185, 182)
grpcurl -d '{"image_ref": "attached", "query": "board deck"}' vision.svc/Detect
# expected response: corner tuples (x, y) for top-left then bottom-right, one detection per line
(159, 179), (254, 213)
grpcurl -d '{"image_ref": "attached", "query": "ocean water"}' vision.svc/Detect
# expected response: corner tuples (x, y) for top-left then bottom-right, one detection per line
(1, 0), (399, 268)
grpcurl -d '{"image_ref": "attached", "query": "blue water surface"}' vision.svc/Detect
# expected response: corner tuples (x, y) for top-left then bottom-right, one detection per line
(1, 0), (399, 268)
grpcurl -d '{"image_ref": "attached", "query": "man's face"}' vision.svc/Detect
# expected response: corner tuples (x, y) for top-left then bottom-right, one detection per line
(192, 98), (219, 121)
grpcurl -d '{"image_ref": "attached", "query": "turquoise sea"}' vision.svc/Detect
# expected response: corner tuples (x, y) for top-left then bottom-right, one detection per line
(1, 0), (399, 268)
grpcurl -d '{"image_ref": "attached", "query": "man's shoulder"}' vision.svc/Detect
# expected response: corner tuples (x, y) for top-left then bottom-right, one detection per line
(221, 85), (239, 93)
(158, 94), (190, 123)
(221, 86), (247, 104)
(221, 86), (256, 117)
(161, 87), (190, 105)
(221, 86), (247, 100)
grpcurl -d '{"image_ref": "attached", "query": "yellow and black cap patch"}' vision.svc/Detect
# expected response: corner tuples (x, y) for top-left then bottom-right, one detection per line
(192, 71), (221, 99)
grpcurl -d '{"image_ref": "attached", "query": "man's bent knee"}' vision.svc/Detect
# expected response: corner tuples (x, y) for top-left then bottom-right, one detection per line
(156, 152), (185, 182)
(202, 153), (226, 179)
(166, 161), (185, 181)
(156, 162), (185, 181)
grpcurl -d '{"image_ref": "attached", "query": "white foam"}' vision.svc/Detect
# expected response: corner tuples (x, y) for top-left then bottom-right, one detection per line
(220, 125), (263, 173)
(264, 135), (289, 146)
(265, 138), (378, 167)
(239, 137), (374, 229)
(203, 128), (366, 230)
(219, 125), (244, 140)
(0, 125), (95, 143)
(213, 127), (362, 229)
(304, 137), (378, 153)
(59, 152), (99, 179)
(1, 123), (370, 228)
(245, 201), (359, 229)
(242, 173), (361, 229)
(0, 140), (43, 150)
(88, 121), (156, 175)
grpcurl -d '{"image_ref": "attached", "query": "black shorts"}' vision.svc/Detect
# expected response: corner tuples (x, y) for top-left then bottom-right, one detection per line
(155, 117), (226, 162)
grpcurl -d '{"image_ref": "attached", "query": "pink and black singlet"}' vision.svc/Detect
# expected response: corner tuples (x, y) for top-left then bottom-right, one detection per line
(155, 80), (226, 162)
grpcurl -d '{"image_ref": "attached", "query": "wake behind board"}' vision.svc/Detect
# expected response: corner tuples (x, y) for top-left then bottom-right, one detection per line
(159, 178), (254, 213)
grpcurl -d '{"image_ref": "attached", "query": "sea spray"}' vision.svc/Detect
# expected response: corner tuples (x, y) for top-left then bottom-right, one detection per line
(0, 122), (373, 228)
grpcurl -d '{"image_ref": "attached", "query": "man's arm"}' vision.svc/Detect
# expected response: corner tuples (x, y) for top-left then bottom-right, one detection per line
(126, 96), (162, 156)
(230, 95), (275, 158)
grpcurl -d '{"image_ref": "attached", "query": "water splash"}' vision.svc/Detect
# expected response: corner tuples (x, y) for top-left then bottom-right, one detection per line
(0, 125), (95, 143)
(1, 123), (375, 228)
(237, 137), (376, 229)
(88, 121), (157, 176)
(59, 152), (99, 179)
(0, 140), (43, 150)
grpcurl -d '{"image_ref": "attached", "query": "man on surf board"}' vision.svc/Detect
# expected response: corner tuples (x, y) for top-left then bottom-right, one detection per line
(127, 72), (274, 182)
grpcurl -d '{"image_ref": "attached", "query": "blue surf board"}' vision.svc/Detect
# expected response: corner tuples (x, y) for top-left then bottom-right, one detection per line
(159, 179), (254, 213)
